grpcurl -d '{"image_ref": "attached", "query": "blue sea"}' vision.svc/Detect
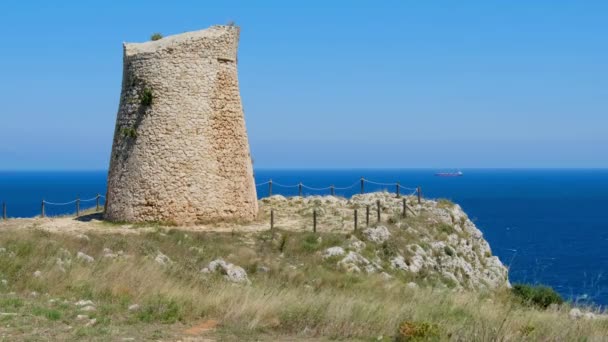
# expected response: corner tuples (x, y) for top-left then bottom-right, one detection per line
(1, 169), (608, 306)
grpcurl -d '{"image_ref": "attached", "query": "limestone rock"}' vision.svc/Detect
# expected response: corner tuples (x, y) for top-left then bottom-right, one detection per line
(322, 246), (345, 259)
(155, 252), (172, 265)
(203, 258), (250, 284)
(348, 237), (366, 252)
(362, 226), (391, 244)
(76, 252), (94, 263)
(338, 251), (381, 274)
(105, 25), (257, 224)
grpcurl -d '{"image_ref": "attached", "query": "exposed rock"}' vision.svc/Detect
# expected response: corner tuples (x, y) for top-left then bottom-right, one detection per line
(348, 237), (366, 252)
(338, 251), (381, 274)
(75, 300), (94, 307)
(76, 252), (94, 263)
(569, 308), (583, 320)
(362, 226), (391, 244)
(323, 246), (346, 259)
(128, 304), (140, 311)
(33, 270), (42, 278)
(203, 258), (250, 284)
(155, 252), (172, 265)
(80, 305), (96, 312)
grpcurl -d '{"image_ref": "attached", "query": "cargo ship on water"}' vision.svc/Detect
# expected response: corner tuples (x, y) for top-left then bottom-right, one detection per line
(435, 170), (463, 177)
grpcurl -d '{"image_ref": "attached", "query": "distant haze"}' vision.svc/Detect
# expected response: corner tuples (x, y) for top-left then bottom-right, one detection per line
(1, 1), (606, 170)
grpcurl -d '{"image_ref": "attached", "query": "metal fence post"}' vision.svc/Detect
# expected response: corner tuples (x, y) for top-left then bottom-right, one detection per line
(313, 209), (317, 233)
(330, 185), (335, 196)
(299, 182), (302, 197)
(377, 200), (381, 223)
(366, 205), (370, 226)
(41, 200), (45, 218)
(354, 209), (358, 232)
(417, 186), (422, 204)
(396, 182), (400, 198)
(269, 179), (273, 197)
(76, 197), (80, 217)
(402, 197), (407, 218)
(360, 177), (365, 194)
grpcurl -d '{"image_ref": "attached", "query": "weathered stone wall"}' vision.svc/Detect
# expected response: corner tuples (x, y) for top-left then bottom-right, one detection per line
(105, 26), (258, 224)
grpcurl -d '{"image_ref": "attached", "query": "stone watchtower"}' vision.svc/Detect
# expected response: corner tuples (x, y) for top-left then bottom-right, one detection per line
(105, 26), (258, 224)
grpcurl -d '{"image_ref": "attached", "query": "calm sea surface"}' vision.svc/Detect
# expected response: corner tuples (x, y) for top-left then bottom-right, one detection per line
(1, 169), (608, 305)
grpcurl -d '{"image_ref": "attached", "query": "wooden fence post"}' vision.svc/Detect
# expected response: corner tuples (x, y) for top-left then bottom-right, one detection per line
(402, 198), (407, 218)
(366, 205), (370, 226)
(360, 177), (365, 194)
(299, 183), (303, 197)
(396, 182), (400, 198)
(377, 200), (381, 223)
(313, 209), (317, 233)
(2, 202), (6, 220)
(417, 186), (422, 204)
(270, 209), (274, 230)
(96, 194), (100, 211)
(354, 209), (358, 232)
(41, 200), (45, 218)
(76, 197), (80, 217)
(269, 180), (273, 197)
(330, 185), (335, 196)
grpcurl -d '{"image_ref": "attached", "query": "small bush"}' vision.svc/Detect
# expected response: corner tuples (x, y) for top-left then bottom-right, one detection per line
(395, 320), (440, 341)
(437, 199), (455, 208)
(138, 296), (181, 323)
(141, 88), (153, 106)
(437, 223), (454, 235)
(32, 307), (62, 321)
(150, 33), (163, 41)
(512, 283), (564, 309)
(121, 127), (137, 139)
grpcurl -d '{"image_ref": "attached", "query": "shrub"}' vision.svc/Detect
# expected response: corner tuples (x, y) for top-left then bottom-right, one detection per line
(141, 88), (153, 106)
(437, 223), (454, 235)
(150, 33), (163, 41)
(138, 296), (182, 323)
(437, 198), (455, 208)
(511, 283), (564, 309)
(395, 320), (440, 341)
(32, 307), (62, 321)
(121, 127), (137, 138)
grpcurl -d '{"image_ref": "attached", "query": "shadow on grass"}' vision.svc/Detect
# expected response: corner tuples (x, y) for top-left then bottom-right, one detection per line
(75, 212), (104, 222)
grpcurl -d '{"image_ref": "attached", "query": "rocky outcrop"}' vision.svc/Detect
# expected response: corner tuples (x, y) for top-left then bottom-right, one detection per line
(261, 192), (509, 290)
(105, 25), (257, 224)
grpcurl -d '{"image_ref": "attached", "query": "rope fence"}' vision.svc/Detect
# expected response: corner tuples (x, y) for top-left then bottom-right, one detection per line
(1, 178), (421, 220)
(256, 177), (421, 200)
(39, 194), (106, 218)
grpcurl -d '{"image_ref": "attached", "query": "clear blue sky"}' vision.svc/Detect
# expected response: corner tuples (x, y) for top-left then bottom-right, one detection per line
(1, 1), (606, 170)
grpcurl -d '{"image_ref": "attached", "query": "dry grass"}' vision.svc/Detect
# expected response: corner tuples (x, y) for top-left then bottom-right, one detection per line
(0, 226), (607, 341)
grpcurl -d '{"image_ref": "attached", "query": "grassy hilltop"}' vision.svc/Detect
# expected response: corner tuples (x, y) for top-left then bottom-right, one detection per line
(0, 193), (607, 341)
